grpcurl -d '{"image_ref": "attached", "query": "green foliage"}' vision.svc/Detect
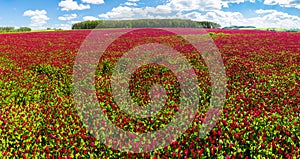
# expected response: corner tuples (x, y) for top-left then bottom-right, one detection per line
(72, 19), (221, 29)
(197, 21), (222, 28)
(209, 32), (229, 37)
(47, 28), (63, 31)
(0, 26), (15, 32)
(223, 26), (256, 29)
(31, 64), (72, 95)
(0, 26), (31, 33)
(32, 64), (63, 79)
(16, 27), (32, 32)
(72, 20), (104, 29)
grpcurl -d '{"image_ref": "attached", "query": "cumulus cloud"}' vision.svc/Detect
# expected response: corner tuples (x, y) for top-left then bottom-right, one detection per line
(96, 0), (299, 28)
(182, 10), (245, 27)
(124, 2), (138, 6)
(161, 0), (252, 11)
(83, 16), (99, 21)
(82, 0), (104, 4)
(23, 10), (49, 27)
(99, 6), (136, 19)
(98, 0), (257, 20)
(54, 20), (82, 30)
(58, 14), (78, 20)
(122, 0), (139, 6)
(255, 9), (277, 14)
(183, 9), (300, 29)
(166, 0), (222, 11)
(98, 5), (173, 19)
(56, 23), (72, 30)
(253, 9), (300, 28)
(59, 0), (90, 11)
(221, 0), (248, 7)
(264, 0), (300, 9)
(71, 20), (81, 24)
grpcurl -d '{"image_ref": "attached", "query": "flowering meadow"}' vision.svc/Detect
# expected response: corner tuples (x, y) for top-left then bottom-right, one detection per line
(0, 29), (299, 158)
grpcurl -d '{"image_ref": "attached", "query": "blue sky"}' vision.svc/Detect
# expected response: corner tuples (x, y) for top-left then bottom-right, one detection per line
(0, 0), (299, 29)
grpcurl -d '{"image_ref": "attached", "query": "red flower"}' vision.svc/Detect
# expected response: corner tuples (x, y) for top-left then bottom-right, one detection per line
(81, 134), (87, 140)
(45, 146), (50, 153)
(90, 142), (95, 147)
(211, 147), (215, 155)
(184, 149), (188, 156)
(74, 147), (78, 152)
(278, 148), (283, 154)
(172, 152), (176, 157)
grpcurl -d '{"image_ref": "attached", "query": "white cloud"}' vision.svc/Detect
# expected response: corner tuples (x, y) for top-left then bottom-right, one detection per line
(124, 2), (138, 6)
(83, 16), (99, 21)
(253, 9), (300, 28)
(182, 9), (300, 29)
(96, 0), (299, 28)
(166, 0), (222, 11)
(82, 0), (104, 4)
(99, 6), (136, 19)
(145, 5), (172, 14)
(164, 0), (251, 11)
(58, 14), (78, 20)
(123, 0), (139, 6)
(98, 5), (173, 19)
(23, 10), (49, 27)
(182, 10), (245, 27)
(255, 9), (277, 14)
(59, 0), (90, 11)
(56, 23), (72, 30)
(264, 0), (300, 9)
(71, 20), (81, 24)
(23, 9), (47, 17)
(98, 0), (258, 20)
(221, 0), (247, 7)
(54, 20), (81, 30)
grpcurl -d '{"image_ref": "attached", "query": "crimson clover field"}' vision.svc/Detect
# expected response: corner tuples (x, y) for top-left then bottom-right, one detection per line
(0, 29), (299, 158)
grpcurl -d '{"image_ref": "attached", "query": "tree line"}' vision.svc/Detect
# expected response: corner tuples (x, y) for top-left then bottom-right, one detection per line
(72, 19), (221, 29)
(0, 26), (32, 33)
(223, 26), (256, 29)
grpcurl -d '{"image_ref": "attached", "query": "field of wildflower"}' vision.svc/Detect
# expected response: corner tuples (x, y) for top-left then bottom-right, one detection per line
(0, 29), (299, 158)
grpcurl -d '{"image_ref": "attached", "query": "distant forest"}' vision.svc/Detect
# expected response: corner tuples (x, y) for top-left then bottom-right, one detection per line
(71, 19), (221, 29)
(0, 26), (31, 33)
(223, 26), (256, 29)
